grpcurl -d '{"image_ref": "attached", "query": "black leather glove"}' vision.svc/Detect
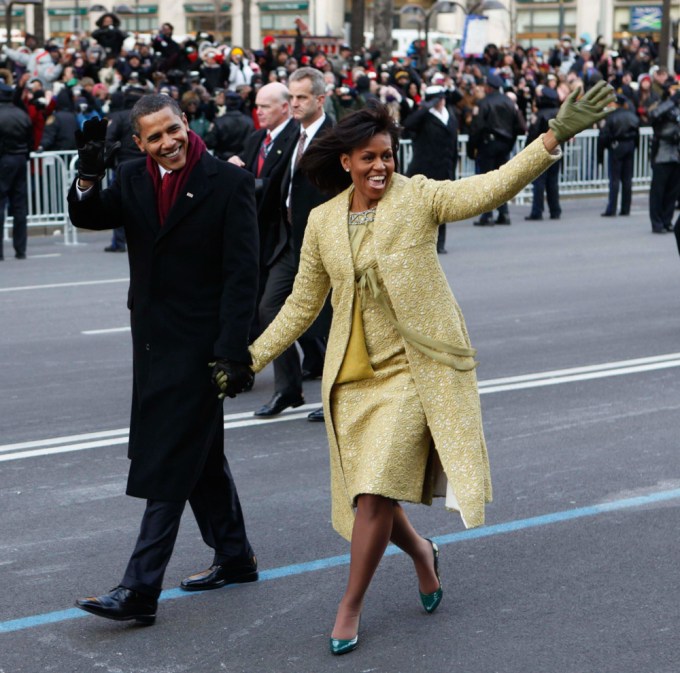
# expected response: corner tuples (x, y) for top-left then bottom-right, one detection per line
(74, 118), (119, 181)
(209, 360), (254, 399)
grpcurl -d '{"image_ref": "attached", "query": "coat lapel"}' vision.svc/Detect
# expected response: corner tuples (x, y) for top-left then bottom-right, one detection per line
(156, 153), (214, 240)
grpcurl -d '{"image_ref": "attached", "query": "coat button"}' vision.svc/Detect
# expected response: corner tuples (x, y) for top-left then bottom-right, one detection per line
(145, 343), (150, 351)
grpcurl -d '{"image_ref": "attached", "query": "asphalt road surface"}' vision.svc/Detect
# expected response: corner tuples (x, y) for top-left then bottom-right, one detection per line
(1, 195), (679, 673)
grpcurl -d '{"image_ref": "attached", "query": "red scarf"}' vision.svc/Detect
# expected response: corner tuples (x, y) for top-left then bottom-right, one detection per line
(146, 129), (206, 227)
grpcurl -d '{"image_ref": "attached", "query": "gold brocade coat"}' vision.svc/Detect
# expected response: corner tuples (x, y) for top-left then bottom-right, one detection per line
(250, 137), (561, 540)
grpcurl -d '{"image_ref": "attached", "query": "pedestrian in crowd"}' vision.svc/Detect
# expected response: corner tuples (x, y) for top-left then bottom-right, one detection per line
(598, 93), (639, 217)
(245, 83), (614, 655)
(2, 43), (63, 90)
(647, 84), (680, 234)
(253, 66), (332, 422)
(403, 84), (458, 253)
(90, 13), (127, 58)
(102, 85), (146, 252)
(207, 89), (254, 159)
(469, 72), (525, 226)
(39, 89), (79, 151)
(633, 73), (659, 126)
(152, 22), (181, 72)
(69, 94), (260, 624)
(525, 85), (562, 221)
(0, 82), (32, 261)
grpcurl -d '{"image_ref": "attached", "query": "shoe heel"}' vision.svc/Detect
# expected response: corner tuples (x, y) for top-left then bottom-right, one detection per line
(233, 570), (259, 584)
(420, 539), (443, 614)
(134, 614), (156, 625)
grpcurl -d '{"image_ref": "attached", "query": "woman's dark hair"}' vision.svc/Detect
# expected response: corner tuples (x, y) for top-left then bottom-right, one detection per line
(300, 103), (401, 195)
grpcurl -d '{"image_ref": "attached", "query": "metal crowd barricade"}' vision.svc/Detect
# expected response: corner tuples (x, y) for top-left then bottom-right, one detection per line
(2, 149), (79, 246)
(3, 129), (654, 247)
(399, 127), (654, 206)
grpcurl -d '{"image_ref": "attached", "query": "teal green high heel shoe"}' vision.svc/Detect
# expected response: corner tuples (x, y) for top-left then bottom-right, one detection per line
(419, 538), (443, 614)
(329, 616), (360, 655)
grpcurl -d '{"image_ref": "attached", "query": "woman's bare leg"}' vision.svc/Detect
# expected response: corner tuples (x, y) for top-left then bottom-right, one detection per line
(390, 502), (440, 594)
(331, 494), (394, 640)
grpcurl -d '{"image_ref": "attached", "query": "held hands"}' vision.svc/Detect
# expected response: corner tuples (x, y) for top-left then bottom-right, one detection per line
(74, 118), (120, 181)
(548, 81), (616, 143)
(209, 360), (254, 399)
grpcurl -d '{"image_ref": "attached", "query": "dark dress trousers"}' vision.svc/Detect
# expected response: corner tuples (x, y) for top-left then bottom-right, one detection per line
(68, 152), (260, 597)
(258, 116), (334, 394)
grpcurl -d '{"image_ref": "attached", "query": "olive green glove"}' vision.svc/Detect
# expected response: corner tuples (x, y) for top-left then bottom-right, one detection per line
(548, 80), (616, 143)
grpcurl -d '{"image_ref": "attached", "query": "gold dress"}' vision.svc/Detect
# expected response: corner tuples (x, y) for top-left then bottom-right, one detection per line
(332, 208), (433, 506)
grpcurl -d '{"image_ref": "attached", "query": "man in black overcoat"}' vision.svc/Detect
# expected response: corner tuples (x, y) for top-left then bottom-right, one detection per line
(469, 72), (525, 226)
(68, 95), (260, 625)
(403, 85), (459, 253)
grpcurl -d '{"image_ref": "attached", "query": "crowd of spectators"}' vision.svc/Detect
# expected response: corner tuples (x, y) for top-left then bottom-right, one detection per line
(0, 12), (679, 158)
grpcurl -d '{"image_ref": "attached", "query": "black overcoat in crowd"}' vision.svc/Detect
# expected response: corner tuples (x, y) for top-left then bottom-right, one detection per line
(67, 152), (259, 501)
(403, 103), (459, 180)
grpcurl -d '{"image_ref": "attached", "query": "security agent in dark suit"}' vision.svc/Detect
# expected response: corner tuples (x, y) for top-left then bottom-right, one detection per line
(525, 85), (562, 221)
(228, 82), (299, 315)
(254, 67), (333, 420)
(469, 72), (525, 226)
(647, 86), (680, 234)
(0, 82), (32, 261)
(68, 95), (260, 624)
(598, 94), (639, 217)
(403, 84), (458, 253)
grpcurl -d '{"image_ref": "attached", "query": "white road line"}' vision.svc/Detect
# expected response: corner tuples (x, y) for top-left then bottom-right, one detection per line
(2, 354), (680, 463)
(27, 253), (62, 259)
(0, 278), (127, 293)
(82, 327), (131, 335)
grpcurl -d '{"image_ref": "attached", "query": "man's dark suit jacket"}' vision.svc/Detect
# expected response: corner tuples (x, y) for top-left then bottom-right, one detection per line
(239, 117), (299, 268)
(67, 152), (259, 502)
(278, 115), (334, 264)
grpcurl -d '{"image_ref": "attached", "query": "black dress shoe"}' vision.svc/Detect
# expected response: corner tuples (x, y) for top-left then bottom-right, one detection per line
(307, 407), (325, 422)
(15, 252), (26, 259)
(494, 215), (511, 225)
(302, 368), (323, 380)
(436, 245), (447, 254)
(652, 229), (667, 234)
(104, 245), (126, 252)
(524, 215), (543, 221)
(473, 219), (494, 226)
(180, 556), (258, 591)
(550, 214), (561, 220)
(75, 586), (157, 624)
(665, 224), (675, 232)
(254, 391), (305, 417)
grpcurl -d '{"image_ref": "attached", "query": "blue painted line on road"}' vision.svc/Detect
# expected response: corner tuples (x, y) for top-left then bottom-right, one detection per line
(2, 487), (679, 634)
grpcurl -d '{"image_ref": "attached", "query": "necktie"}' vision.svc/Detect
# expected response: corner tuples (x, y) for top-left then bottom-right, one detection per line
(256, 131), (272, 177)
(293, 129), (307, 172)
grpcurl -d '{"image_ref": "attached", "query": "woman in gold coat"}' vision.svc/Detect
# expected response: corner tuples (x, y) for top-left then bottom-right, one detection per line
(240, 83), (614, 655)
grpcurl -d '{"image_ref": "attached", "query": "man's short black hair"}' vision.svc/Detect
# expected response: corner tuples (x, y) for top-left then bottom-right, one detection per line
(130, 94), (183, 135)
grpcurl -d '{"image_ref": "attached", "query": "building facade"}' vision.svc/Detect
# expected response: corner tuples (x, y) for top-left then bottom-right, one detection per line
(0, 0), (677, 60)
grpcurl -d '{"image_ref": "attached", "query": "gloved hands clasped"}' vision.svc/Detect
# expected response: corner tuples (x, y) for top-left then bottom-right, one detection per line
(75, 117), (120, 182)
(210, 360), (254, 399)
(548, 80), (616, 143)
